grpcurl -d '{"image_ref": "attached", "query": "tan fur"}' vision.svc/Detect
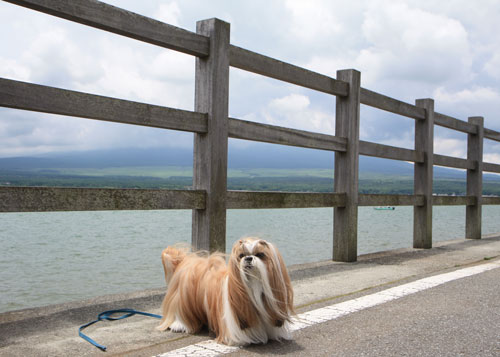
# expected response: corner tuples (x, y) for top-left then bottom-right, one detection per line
(158, 238), (294, 345)
(161, 244), (190, 284)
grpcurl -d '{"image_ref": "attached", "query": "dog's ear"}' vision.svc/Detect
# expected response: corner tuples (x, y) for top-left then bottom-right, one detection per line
(267, 243), (295, 316)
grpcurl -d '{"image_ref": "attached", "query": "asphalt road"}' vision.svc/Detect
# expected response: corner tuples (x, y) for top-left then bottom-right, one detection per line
(229, 264), (500, 357)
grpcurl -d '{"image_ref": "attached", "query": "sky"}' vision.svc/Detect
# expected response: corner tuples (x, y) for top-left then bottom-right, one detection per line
(1, 0), (500, 165)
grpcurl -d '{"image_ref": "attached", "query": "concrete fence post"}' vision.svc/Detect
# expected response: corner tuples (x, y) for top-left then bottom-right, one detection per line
(333, 69), (361, 262)
(466, 116), (484, 239)
(414, 98), (434, 249)
(192, 18), (230, 252)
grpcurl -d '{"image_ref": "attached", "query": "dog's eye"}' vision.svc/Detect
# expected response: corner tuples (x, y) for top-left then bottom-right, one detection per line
(255, 252), (265, 259)
(239, 253), (245, 259)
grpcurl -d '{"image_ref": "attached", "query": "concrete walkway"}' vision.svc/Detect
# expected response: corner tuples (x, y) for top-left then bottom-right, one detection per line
(1, 235), (500, 356)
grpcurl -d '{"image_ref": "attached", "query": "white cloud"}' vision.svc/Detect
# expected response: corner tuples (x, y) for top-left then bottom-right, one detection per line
(300, 0), (474, 102)
(300, 54), (363, 82)
(252, 94), (335, 135)
(484, 153), (500, 165)
(155, 2), (181, 26)
(20, 27), (105, 87)
(0, 12), (195, 157)
(1, 0), (500, 158)
(433, 86), (500, 128)
(284, 0), (342, 42)
(434, 86), (500, 104)
(359, 1), (471, 85)
(0, 58), (30, 81)
(0, 109), (192, 158)
(484, 52), (500, 79)
(148, 51), (194, 83)
(269, 94), (310, 113)
(0, 1), (197, 158)
(75, 46), (193, 110)
(434, 138), (466, 158)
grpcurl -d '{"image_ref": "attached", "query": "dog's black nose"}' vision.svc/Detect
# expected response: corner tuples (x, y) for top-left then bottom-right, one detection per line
(244, 256), (253, 263)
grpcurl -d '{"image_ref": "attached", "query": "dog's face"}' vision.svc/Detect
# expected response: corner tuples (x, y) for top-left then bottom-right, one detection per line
(232, 237), (270, 277)
(228, 237), (294, 325)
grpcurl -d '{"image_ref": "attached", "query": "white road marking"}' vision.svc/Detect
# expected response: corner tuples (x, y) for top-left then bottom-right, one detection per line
(155, 260), (500, 357)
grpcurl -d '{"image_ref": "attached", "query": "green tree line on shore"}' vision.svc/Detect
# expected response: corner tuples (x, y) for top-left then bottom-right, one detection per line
(2, 170), (500, 196)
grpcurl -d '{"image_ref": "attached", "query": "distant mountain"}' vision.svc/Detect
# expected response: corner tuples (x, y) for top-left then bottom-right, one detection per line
(0, 144), (495, 180)
(1, 147), (193, 169)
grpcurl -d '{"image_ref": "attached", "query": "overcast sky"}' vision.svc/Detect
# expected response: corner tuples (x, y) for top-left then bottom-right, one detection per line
(1, 0), (500, 164)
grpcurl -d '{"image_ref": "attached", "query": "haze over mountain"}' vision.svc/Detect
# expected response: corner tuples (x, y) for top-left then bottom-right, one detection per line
(0, 144), (490, 180)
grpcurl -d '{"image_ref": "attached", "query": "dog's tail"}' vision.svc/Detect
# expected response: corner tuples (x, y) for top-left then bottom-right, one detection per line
(161, 245), (189, 284)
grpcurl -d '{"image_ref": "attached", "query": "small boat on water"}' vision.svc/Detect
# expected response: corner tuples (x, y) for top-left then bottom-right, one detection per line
(374, 206), (395, 210)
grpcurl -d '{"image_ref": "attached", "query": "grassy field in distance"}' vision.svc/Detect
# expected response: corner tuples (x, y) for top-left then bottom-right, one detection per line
(2, 165), (500, 195)
(23, 166), (337, 179)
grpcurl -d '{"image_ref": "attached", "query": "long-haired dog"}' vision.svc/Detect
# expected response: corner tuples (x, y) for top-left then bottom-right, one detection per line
(157, 237), (294, 346)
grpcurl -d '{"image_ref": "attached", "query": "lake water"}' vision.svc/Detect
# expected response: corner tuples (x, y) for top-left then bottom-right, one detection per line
(1, 205), (500, 313)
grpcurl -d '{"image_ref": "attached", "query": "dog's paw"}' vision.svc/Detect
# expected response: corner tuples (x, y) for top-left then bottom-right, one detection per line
(169, 319), (190, 333)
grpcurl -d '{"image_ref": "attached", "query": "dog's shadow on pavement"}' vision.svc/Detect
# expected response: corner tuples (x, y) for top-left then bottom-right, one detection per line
(240, 339), (305, 355)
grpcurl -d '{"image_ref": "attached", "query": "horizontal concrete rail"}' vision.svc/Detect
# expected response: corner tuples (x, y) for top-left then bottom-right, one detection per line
(433, 154), (474, 170)
(360, 88), (426, 120)
(227, 191), (346, 209)
(483, 162), (500, 173)
(0, 187), (349, 211)
(4, 0), (210, 57)
(483, 196), (500, 205)
(0, 187), (206, 212)
(0, 78), (208, 133)
(357, 90), (487, 138)
(432, 195), (475, 206)
(484, 128), (500, 142)
(358, 194), (424, 206)
(229, 45), (349, 96)
(359, 141), (424, 163)
(434, 112), (477, 134)
(228, 118), (347, 152)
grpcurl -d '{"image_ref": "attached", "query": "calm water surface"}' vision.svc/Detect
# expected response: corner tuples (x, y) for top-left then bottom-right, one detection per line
(1, 206), (499, 312)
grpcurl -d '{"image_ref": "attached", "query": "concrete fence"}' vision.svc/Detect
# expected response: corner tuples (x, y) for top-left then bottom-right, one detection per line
(2, 0), (500, 262)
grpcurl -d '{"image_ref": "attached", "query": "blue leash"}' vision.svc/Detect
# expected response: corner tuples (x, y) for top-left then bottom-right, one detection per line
(78, 308), (162, 351)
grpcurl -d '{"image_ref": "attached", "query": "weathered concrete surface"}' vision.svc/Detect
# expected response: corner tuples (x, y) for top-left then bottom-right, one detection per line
(1, 235), (500, 356)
